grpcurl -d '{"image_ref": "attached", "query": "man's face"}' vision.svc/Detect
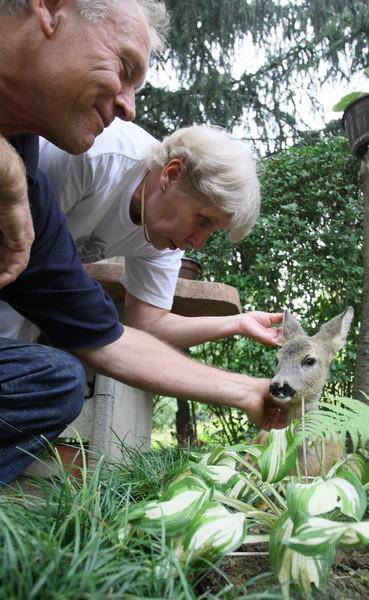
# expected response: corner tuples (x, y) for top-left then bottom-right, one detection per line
(36, 0), (150, 153)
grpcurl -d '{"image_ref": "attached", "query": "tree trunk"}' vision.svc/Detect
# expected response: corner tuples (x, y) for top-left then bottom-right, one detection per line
(175, 399), (195, 446)
(353, 150), (369, 404)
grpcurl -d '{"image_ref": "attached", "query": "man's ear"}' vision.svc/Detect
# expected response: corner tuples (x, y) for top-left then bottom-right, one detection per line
(160, 159), (186, 190)
(281, 310), (305, 343)
(313, 306), (354, 354)
(30, 0), (62, 38)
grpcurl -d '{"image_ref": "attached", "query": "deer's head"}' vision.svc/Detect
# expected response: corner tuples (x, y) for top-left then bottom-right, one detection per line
(270, 307), (353, 416)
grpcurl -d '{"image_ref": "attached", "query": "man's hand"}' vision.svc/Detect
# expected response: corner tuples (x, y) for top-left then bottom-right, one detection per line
(0, 200), (34, 288)
(0, 136), (34, 287)
(240, 377), (287, 430)
(237, 311), (283, 346)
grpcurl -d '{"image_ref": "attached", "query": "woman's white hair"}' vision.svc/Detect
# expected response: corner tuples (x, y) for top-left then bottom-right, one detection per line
(146, 125), (261, 242)
(0, 0), (168, 53)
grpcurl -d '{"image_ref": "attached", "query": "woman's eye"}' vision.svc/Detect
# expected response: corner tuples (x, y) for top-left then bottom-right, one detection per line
(198, 217), (211, 229)
(302, 357), (316, 367)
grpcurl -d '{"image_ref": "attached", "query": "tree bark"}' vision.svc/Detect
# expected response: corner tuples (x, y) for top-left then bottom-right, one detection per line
(175, 399), (195, 446)
(353, 150), (369, 404)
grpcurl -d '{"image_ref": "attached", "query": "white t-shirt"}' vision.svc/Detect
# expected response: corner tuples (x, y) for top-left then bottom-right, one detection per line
(0, 120), (183, 342)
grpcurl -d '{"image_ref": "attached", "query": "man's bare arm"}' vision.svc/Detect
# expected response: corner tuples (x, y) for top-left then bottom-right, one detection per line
(73, 326), (286, 431)
(0, 135), (34, 287)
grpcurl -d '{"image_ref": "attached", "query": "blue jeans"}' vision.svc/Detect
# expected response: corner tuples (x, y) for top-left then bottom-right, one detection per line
(0, 338), (85, 484)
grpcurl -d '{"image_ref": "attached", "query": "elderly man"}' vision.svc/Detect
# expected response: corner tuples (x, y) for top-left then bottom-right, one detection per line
(0, 0), (285, 485)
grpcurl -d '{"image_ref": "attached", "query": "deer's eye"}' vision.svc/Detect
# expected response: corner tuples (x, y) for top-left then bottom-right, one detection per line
(302, 357), (316, 367)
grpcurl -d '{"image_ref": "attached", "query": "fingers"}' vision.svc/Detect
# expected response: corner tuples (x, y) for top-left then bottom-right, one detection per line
(269, 312), (283, 324)
(262, 403), (288, 430)
(0, 251), (31, 287)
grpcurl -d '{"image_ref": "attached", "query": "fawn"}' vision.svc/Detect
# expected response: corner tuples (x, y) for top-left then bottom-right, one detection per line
(257, 307), (354, 475)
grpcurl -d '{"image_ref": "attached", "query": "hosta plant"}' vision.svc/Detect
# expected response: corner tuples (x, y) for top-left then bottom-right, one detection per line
(118, 395), (369, 599)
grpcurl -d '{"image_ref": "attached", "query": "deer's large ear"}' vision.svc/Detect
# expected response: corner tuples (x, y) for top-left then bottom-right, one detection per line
(313, 306), (354, 353)
(281, 310), (305, 342)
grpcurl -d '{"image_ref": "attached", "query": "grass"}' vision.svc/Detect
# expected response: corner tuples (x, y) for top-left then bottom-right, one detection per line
(0, 444), (283, 600)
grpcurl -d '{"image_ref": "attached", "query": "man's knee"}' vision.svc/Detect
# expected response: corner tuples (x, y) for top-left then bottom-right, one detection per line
(0, 341), (86, 429)
(52, 350), (86, 425)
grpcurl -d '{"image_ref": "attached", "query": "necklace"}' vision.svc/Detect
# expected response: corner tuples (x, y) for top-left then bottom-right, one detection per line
(140, 172), (152, 244)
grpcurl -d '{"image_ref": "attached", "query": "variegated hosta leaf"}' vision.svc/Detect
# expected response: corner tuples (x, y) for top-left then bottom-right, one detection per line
(189, 461), (238, 486)
(285, 514), (369, 556)
(270, 513), (334, 599)
(331, 453), (369, 485)
(177, 502), (248, 564)
(223, 471), (251, 499)
(286, 470), (367, 522)
(199, 447), (239, 468)
(258, 424), (297, 483)
(122, 475), (211, 537)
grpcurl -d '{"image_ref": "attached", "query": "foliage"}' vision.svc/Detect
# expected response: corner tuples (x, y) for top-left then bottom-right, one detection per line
(123, 396), (369, 598)
(295, 394), (369, 452)
(137, 1), (369, 151)
(332, 67), (369, 112)
(0, 445), (282, 599)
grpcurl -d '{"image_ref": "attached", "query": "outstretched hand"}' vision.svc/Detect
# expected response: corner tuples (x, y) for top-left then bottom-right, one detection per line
(237, 311), (283, 346)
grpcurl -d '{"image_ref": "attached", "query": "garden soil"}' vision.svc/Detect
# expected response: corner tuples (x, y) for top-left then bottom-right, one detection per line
(197, 545), (369, 599)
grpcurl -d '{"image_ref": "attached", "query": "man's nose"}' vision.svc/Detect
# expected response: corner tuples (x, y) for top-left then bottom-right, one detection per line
(115, 88), (135, 122)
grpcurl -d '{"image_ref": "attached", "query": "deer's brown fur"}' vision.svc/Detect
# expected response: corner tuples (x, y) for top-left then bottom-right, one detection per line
(256, 307), (354, 476)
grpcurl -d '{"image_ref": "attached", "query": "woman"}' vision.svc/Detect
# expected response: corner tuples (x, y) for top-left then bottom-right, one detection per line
(0, 119), (281, 349)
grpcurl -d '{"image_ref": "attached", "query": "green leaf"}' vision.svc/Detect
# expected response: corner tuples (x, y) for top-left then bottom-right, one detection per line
(122, 475), (211, 536)
(286, 471), (367, 521)
(332, 453), (369, 485)
(223, 471), (251, 499)
(178, 501), (248, 564)
(285, 514), (369, 556)
(295, 396), (369, 452)
(190, 461), (238, 486)
(332, 91), (365, 112)
(270, 513), (334, 599)
(258, 424), (297, 483)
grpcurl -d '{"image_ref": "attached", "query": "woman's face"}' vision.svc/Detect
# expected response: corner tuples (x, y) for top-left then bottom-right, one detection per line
(145, 182), (231, 252)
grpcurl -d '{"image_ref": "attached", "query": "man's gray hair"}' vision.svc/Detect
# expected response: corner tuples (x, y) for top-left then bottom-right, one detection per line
(146, 125), (261, 242)
(0, 0), (168, 53)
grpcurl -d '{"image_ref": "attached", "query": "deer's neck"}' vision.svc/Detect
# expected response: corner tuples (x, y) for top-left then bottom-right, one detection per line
(288, 395), (320, 421)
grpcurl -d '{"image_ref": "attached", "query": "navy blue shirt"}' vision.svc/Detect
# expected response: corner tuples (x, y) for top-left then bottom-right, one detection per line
(0, 134), (124, 349)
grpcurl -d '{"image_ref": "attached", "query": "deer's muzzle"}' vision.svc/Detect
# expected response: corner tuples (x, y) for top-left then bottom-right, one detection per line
(270, 381), (296, 401)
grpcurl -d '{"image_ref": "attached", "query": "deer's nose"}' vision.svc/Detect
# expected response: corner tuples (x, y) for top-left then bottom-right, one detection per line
(270, 381), (296, 400)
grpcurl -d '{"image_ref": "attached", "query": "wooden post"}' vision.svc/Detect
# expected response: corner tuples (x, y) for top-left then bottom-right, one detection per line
(353, 150), (369, 404)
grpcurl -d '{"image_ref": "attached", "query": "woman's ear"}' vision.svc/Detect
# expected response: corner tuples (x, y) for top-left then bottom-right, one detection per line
(160, 158), (186, 190)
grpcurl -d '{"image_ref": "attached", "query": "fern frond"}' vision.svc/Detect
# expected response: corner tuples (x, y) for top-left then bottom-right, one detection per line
(294, 394), (369, 452)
